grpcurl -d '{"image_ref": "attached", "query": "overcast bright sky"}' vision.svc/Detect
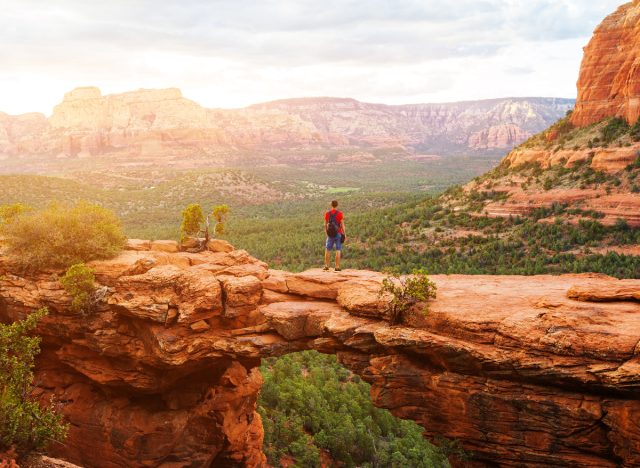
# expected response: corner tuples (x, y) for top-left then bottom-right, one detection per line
(0, 0), (625, 115)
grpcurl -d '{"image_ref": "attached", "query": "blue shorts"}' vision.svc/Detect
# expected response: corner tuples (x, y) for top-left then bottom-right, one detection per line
(325, 235), (342, 251)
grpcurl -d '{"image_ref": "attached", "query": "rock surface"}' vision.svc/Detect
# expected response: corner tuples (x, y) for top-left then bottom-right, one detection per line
(1, 244), (639, 467)
(571, 1), (640, 127)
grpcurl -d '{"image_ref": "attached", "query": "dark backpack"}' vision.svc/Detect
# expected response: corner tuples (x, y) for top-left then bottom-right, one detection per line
(326, 210), (340, 238)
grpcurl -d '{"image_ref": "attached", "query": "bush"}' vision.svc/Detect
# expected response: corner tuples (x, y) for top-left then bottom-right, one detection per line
(0, 308), (68, 456)
(380, 269), (437, 325)
(625, 152), (640, 171)
(601, 117), (630, 143)
(180, 203), (205, 240)
(60, 263), (96, 314)
(630, 120), (640, 141)
(211, 204), (230, 236)
(0, 202), (125, 272)
(554, 117), (574, 140)
(0, 204), (32, 226)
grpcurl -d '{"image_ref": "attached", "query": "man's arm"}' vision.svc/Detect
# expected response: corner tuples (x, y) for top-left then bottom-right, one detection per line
(341, 220), (346, 239)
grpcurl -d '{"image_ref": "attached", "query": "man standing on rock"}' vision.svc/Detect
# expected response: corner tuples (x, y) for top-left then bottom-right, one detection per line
(324, 200), (346, 271)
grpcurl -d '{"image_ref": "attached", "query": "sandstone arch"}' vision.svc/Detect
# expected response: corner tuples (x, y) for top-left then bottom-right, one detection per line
(1, 242), (639, 467)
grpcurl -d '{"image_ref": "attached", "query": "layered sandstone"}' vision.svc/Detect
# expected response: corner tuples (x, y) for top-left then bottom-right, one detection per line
(571, 1), (640, 127)
(1, 243), (639, 467)
(504, 143), (640, 173)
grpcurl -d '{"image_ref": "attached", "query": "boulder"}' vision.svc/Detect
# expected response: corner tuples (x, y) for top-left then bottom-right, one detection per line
(567, 279), (640, 302)
(207, 239), (234, 253)
(150, 240), (179, 253)
(180, 236), (204, 250)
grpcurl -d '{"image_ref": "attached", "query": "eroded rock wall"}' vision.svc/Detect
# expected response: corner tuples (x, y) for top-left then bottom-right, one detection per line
(571, 1), (640, 127)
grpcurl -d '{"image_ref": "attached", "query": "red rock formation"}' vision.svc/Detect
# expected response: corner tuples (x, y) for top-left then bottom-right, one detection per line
(483, 3), (640, 225)
(571, 1), (640, 127)
(480, 188), (640, 228)
(504, 143), (640, 173)
(0, 90), (572, 163)
(1, 243), (639, 467)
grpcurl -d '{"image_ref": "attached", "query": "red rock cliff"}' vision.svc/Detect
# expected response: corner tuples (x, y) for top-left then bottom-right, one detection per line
(571, 1), (640, 127)
(1, 241), (639, 467)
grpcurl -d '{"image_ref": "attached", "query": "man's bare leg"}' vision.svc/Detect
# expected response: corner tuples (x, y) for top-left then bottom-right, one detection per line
(335, 251), (341, 270)
(325, 250), (331, 269)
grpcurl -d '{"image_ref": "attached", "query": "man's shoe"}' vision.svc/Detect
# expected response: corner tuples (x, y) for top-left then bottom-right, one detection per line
(323, 266), (329, 271)
(335, 268), (342, 272)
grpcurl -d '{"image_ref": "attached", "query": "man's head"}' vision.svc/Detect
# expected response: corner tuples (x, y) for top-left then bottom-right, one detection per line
(331, 200), (338, 208)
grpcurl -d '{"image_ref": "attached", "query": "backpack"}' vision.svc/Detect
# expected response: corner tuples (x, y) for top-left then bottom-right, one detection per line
(326, 210), (340, 238)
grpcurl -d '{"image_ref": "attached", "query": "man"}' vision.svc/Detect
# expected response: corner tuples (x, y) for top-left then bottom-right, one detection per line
(323, 200), (346, 271)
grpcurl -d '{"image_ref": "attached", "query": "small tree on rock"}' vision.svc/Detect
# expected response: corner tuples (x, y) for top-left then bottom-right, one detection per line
(179, 203), (231, 251)
(180, 203), (205, 241)
(379, 269), (437, 325)
(211, 204), (230, 236)
(60, 263), (97, 315)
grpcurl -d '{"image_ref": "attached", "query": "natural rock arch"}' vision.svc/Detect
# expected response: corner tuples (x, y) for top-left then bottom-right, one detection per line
(1, 241), (639, 467)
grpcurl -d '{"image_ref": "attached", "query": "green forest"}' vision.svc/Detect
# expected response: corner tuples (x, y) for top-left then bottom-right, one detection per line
(258, 351), (454, 468)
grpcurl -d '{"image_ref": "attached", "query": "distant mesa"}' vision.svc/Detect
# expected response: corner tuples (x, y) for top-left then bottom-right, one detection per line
(62, 86), (102, 102)
(0, 85), (573, 163)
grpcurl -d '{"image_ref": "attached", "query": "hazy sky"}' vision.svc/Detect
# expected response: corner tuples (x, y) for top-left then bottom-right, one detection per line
(0, 0), (625, 115)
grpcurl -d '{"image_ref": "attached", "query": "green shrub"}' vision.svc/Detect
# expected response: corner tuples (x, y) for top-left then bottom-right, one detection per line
(0, 308), (68, 456)
(0, 204), (32, 226)
(554, 117), (574, 139)
(630, 119), (640, 141)
(180, 203), (205, 240)
(0, 202), (125, 272)
(211, 204), (230, 236)
(625, 152), (640, 171)
(601, 117), (630, 143)
(60, 263), (96, 314)
(380, 269), (437, 325)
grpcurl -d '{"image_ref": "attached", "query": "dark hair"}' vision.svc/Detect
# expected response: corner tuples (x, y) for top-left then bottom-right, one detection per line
(331, 200), (338, 208)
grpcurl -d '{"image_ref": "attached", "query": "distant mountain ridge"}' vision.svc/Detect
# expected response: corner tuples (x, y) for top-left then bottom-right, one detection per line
(251, 96), (574, 152)
(0, 88), (573, 162)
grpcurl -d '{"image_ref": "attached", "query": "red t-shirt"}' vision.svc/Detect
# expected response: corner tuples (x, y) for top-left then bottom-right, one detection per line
(324, 209), (344, 234)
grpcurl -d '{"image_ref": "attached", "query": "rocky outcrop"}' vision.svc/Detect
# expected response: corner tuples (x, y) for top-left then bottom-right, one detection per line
(0, 91), (572, 163)
(571, 1), (640, 127)
(480, 187), (640, 228)
(249, 97), (573, 153)
(1, 243), (639, 467)
(504, 143), (640, 173)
